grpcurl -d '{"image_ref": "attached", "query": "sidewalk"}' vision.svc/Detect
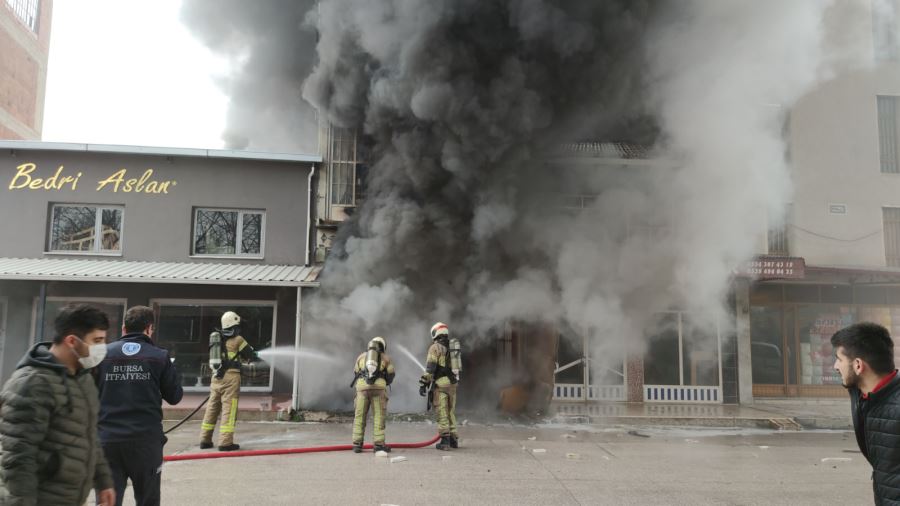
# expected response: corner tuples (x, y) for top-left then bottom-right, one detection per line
(165, 394), (854, 429)
(548, 398), (852, 430)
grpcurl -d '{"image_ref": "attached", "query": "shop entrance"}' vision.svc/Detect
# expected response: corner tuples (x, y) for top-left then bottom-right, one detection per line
(553, 325), (625, 402)
(750, 304), (846, 397)
(643, 312), (722, 403)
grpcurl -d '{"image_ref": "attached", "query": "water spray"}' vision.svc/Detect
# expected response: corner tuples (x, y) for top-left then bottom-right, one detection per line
(396, 344), (426, 373)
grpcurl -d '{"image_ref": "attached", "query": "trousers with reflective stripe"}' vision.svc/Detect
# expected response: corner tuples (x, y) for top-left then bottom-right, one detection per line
(434, 384), (458, 437)
(352, 388), (388, 445)
(200, 370), (241, 447)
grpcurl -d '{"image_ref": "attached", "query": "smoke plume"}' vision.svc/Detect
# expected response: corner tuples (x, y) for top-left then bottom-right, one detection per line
(183, 0), (859, 410)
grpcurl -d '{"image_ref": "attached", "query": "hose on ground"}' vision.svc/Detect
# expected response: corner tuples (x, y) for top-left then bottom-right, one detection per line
(164, 434), (442, 461)
(163, 395), (210, 435)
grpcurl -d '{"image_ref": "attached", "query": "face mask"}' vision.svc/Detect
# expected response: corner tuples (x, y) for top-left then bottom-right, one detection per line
(71, 337), (107, 369)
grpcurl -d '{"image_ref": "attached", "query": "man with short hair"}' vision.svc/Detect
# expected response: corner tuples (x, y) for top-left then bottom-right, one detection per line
(95, 305), (183, 506)
(832, 322), (900, 504)
(0, 304), (116, 506)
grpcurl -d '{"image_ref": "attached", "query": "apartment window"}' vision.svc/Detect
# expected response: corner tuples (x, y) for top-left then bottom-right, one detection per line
(884, 207), (900, 266)
(48, 204), (123, 254)
(4, 0), (39, 33)
(330, 127), (358, 206)
(192, 208), (264, 257)
(874, 0), (900, 61)
(879, 96), (900, 173)
(767, 204), (791, 255)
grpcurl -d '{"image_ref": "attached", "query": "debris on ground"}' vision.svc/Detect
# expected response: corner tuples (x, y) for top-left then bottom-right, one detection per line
(627, 430), (650, 438)
(390, 456), (408, 463)
(685, 439), (699, 444)
(566, 453), (580, 460)
(375, 451), (389, 457)
(527, 436), (537, 441)
(532, 449), (547, 454)
(820, 457), (852, 463)
(758, 446), (769, 450)
(562, 434), (576, 439)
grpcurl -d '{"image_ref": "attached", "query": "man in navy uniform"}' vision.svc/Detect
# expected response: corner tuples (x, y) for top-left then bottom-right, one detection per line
(95, 306), (183, 506)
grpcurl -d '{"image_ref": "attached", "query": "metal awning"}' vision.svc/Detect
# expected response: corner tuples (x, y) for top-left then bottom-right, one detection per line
(0, 257), (321, 287)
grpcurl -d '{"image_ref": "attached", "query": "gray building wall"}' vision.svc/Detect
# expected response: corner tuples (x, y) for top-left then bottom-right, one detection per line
(0, 149), (312, 264)
(0, 279), (300, 392)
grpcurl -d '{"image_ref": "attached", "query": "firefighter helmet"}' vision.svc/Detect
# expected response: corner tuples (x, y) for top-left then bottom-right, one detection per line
(221, 311), (241, 330)
(369, 336), (386, 352)
(431, 322), (449, 340)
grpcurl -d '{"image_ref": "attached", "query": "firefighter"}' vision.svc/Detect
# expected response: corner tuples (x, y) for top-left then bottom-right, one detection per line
(351, 337), (395, 453)
(199, 311), (258, 451)
(419, 322), (461, 450)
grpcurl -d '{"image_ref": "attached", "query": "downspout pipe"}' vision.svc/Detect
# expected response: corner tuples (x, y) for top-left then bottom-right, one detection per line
(305, 164), (317, 267)
(291, 286), (302, 412)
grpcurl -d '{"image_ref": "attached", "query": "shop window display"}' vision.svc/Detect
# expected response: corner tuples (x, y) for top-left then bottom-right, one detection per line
(153, 302), (274, 390)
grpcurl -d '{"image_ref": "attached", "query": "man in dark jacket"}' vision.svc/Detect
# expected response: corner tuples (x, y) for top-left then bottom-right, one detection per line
(0, 304), (115, 506)
(832, 322), (900, 505)
(95, 306), (183, 506)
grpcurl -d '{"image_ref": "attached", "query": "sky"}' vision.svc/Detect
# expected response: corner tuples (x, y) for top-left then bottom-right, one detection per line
(42, 0), (230, 150)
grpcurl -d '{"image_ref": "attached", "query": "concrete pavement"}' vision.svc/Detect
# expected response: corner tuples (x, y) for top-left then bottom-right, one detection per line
(99, 419), (872, 506)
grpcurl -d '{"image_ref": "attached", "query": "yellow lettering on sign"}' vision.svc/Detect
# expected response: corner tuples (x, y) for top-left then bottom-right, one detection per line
(9, 163), (36, 189)
(9, 163), (175, 194)
(96, 169), (127, 192)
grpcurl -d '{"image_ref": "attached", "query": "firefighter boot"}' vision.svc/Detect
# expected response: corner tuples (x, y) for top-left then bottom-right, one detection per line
(219, 444), (240, 452)
(436, 436), (451, 451)
(449, 435), (459, 449)
(200, 441), (214, 450)
(352, 443), (363, 453)
(374, 444), (391, 453)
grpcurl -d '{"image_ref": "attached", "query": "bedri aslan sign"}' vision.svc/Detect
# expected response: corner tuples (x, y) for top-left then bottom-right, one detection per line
(7, 163), (177, 194)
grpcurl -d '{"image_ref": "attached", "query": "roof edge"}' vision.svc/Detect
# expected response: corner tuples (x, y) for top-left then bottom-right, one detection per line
(0, 140), (322, 164)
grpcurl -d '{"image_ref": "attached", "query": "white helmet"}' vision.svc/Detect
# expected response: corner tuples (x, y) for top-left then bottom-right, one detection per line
(369, 336), (386, 352)
(431, 322), (449, 340)
(221, 311), (241, 330)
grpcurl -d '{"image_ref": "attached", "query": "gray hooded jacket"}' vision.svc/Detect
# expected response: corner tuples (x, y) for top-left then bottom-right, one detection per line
(0, 342), (113, 505)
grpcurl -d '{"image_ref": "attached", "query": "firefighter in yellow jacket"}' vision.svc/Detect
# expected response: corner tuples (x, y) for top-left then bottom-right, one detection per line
(199, 311), (257, 451)
(419, 322), (461, 450)
(351, 337), (395, 453)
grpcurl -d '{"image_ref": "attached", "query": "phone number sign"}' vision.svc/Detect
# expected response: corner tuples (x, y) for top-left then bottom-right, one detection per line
(738, 256), (805, 280)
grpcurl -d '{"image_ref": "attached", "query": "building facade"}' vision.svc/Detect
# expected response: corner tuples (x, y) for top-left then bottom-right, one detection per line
(0, 0), (52, 140)
(0, 140), (320, 410)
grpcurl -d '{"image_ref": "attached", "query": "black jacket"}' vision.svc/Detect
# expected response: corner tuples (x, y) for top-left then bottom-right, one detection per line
(0, 343), (113, 505)
(850, 372), (900, 505)
(95, 334), (183, 444)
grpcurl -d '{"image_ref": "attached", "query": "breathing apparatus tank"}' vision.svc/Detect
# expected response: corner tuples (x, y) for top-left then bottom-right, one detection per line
(449, 337), (462, 380)
(209, 331), (222, 375)
(365, 337), (385, 384)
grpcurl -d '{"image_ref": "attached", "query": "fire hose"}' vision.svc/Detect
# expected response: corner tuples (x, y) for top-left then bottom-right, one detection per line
(164, 434), (442, 461)
(162, 396), (441, 462)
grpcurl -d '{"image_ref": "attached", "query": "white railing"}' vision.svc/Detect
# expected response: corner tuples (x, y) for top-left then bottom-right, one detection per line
(553, 383), (626, 401)
(643, 385), (722, 403)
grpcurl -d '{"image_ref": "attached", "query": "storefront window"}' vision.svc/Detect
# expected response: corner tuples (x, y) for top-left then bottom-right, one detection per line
(152, 301), (274, 390)
(857, 306), (900, 370)
(750, 307), (784, 384)
(797, 305), (851, 385)
(643, 312), (721, 386)
(644, 313), (680, 385)
(34, 298), (125, 343)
